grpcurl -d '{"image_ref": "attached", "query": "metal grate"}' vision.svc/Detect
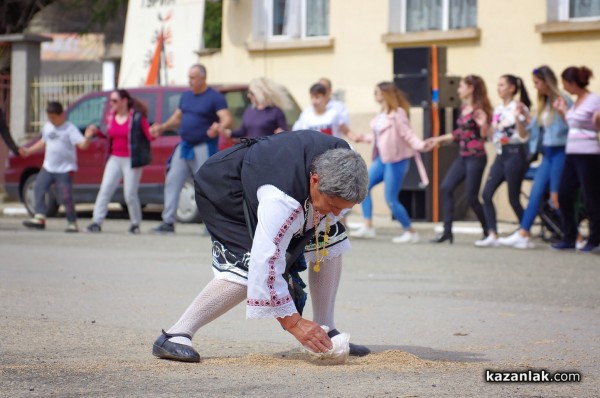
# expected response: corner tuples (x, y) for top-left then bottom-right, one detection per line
(30, 74), (103, 131)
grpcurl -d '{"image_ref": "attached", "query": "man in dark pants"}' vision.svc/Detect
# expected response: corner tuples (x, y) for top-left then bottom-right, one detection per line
(150, 64), (232, 233)
(152, 131), (371, 362)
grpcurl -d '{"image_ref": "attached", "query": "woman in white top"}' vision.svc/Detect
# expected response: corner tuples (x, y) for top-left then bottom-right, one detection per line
(476, 75), (531, 247)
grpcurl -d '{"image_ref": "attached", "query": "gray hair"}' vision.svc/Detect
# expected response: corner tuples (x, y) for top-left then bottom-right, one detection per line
(311, 148), (368, 203)
(190, 63), (207, 77)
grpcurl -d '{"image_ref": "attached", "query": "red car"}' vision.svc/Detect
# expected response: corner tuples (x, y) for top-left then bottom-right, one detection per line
(4, 85), (301, 223)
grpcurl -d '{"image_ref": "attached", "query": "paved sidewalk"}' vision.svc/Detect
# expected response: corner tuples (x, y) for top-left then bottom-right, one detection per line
(1, 201), (598, 397)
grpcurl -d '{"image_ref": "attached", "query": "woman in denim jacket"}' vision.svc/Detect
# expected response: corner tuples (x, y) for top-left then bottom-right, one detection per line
(499, 66), (571, 249)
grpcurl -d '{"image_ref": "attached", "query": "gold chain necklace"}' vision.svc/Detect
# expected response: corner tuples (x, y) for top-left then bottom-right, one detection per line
(312, 210), (330, 272)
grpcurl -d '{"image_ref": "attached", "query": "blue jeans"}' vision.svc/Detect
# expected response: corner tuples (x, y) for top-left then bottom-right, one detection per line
(361, 157), (411, 229)
(520, 146), (566, 231)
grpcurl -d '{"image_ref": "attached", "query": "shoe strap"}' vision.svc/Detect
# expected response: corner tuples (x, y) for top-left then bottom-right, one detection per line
(327, 328), (340, 338)
(162, 329), (192, 340)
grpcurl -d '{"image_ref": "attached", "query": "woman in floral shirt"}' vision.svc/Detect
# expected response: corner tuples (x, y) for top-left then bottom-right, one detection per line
(427, 75), (492, 243)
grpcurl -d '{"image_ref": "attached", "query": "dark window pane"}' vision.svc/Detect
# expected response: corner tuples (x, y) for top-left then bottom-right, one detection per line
(406, 0), (442, 32)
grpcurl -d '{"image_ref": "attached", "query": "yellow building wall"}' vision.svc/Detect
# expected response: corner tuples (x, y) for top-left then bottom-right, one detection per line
(199, 0), (600, 224)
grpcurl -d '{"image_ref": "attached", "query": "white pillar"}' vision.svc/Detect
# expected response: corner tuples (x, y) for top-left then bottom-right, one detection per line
(102, 61), (116, 90)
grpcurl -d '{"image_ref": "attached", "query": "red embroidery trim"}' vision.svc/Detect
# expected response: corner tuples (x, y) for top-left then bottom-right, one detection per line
(247, 205), (302, 308)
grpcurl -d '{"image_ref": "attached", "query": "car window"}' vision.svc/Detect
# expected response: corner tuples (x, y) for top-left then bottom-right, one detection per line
(162, 92), (182, 136)
(67, 96), (107, 132)
(224, 90), (250, 130)
(135, 93), (158, 125)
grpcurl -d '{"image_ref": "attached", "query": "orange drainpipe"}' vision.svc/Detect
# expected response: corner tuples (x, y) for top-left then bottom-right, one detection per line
(431, 45), (440, 222)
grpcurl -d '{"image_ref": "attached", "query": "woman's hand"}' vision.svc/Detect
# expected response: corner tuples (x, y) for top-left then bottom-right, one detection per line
(279, 315), (332, 353)
(150, 123), (163, 138)
(84, 125), (97, 139)
(553, 97), (568, 116)
(515, 102), (531, 124)
(473, 109), (488, 128)
(423, 137), (438, 152)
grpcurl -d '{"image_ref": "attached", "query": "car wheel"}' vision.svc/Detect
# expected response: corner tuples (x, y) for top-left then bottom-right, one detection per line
(176, 178), (201, 223)
(22, 173), (60, 217)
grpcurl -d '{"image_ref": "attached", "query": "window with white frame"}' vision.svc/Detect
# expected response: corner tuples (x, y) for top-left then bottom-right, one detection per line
(252, 0), (329, 41)
(557, 0), (600, 21)
(389, 0), (477, 33)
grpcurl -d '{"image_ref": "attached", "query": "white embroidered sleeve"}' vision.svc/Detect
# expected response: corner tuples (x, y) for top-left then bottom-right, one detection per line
(246, 185), (305, 319)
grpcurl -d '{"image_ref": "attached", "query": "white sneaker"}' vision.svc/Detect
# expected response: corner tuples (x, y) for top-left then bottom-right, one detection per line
(576, 239), (587, 250)
(346, 222), (364, 230)
(474, 235), (500, 247)
(498, 231), (533, 249)
(392, 231), (420, 243)
(349, 225), (376, 239)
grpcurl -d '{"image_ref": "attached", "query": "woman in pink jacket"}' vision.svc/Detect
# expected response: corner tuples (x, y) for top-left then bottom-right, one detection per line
(351, 82), (432, 243)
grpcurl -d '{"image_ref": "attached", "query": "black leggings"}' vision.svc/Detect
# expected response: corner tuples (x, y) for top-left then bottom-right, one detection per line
(440, 155), (487, 234)
(481, 145), (528, 234)
(558, 154), (600, 246)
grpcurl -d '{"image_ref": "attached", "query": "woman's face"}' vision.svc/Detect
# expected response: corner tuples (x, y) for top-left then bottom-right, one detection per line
(457, 79), (473, 101)
(374, 86), (384, 104)
(497, 77), (515, 100)
(561, 79), (578, 95)
(110, 92), (127, 113)
(532, 75), (548, 96)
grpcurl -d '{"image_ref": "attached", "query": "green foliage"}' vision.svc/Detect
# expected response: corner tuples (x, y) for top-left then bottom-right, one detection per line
(203, 0), (222, 49)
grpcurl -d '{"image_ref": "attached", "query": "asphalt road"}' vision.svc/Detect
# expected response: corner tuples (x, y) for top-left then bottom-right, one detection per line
(1, 212), (598, 397)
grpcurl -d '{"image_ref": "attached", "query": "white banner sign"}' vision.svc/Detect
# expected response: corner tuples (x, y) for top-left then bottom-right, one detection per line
(119, 0), (205, 87)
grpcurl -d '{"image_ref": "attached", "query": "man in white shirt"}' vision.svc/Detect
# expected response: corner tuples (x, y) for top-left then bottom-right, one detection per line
(152, 131), (371, 362)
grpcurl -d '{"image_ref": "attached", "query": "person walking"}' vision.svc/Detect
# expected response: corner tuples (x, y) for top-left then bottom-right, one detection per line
(86, 89), (153, 234)
(427, 75), (492, 244)
(551, 66), (600, 253)
(351, 81), (432, 243)
(293, 83), (357, 141)
(318, 77), (350, 128)
(152, 131), (371, 362)
(150, 64), (232, 234)
(475, 75), (532, 247)
(499, 66), (571, 249)
(21, 101), (94, 232)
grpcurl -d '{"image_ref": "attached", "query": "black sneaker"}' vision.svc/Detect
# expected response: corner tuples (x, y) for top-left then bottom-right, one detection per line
(23, 218), (46, 230)
(86, 223), (102, 233)
(129, 224), (140, 234)
(151, 222), (175, 234)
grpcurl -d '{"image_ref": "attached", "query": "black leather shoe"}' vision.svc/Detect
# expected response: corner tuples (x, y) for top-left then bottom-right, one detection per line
(430, 231), (453, 244)
(328, 328), (371, 357)
(152, 330), (200, 363)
